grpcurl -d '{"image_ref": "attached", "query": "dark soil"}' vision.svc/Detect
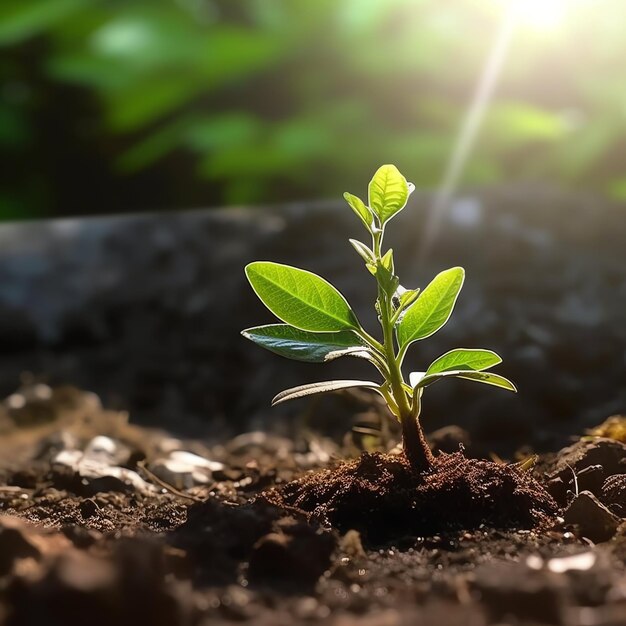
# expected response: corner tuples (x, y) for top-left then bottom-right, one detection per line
(263, 452), (558, 542)
(1, 393), (625, 626)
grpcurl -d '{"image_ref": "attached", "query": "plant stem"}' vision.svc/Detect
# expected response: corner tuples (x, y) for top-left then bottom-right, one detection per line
(400, 415), (434, 472)
(378, 286), (434, 473)
(355, 328), (385, 356)
(403, 392), (434, 472)
(371, 226), (433, 472)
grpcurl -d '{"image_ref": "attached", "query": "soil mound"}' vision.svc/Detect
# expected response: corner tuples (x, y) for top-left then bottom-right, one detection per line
(262, 452), (558, 542)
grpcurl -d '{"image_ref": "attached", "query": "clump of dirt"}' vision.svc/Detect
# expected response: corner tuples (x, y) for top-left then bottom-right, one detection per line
(170, 498), (336, 589)
(262, 451), (558, 542)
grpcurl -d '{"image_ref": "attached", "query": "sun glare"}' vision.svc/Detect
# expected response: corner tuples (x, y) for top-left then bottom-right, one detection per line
(513, 0), (568, 30)
(495, 0), (593, 32)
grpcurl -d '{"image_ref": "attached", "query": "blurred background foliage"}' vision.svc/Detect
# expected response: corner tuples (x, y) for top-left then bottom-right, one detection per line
(1, 0), (625, 220)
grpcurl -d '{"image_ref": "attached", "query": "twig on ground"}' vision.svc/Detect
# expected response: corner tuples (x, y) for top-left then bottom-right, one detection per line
(137, 460), (207, 503)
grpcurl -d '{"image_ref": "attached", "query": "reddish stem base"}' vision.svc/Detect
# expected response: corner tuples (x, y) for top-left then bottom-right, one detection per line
(401, 415), (435, 473)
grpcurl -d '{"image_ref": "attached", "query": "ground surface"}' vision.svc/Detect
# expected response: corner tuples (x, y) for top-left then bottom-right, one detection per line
(0, 387), (625, 625)
(263, 451), (557, 541)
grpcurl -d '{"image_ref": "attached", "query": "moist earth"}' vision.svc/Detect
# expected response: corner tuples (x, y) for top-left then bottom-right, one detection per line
(0, 387), (625, 626)
(262, 452), (557, 541)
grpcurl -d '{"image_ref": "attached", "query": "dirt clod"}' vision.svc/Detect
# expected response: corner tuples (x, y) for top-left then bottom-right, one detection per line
(600, 473), (626, 516)
(547, 438), (626, 484)
(563, 491), (620, 543)
(248, 517), (336, 589)
(475, 561), (567, 625)
(6, 539), (188, 626)
(262, 452), (558, 542)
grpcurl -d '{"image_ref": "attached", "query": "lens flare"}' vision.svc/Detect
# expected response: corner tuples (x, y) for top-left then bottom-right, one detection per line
(512, 0), (568, 30)
(502, 0), (595, 31)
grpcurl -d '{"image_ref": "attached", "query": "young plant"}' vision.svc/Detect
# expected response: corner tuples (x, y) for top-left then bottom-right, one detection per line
(242, 165), (516, 472)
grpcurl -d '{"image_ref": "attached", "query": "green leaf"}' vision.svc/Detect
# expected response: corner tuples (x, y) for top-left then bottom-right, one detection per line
(380, 248), (394, 272)
(368, 164), (411, 225)
(455, 371), (517, 392)
(344, 192), (373, 231)
(412, 369), (517, 392)
(375, 263), (399, 297)
(272, 380), (381, 406)
(245, 261), (360, 332)
(393, 286), (420, 312)
(241, 324), (368, 363)
(397, 267), (465, 348)
(349, 239), (375, 263)
(426, 348), (502, 375)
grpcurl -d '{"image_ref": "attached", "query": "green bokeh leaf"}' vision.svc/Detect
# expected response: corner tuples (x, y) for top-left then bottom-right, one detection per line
(367, 164), (411, 225)
(241, 324), (367, 363)
(245, 261), (360, 332)
(426, 348), (502, 375)
(5, 0), (626, 220)
(272, 379), (381, 406)
(0, 0), (87, 46)
(397, 267), (465, 348)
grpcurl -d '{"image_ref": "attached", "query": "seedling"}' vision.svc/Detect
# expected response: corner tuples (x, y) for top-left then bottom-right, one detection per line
(242, 165), (516, 472)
